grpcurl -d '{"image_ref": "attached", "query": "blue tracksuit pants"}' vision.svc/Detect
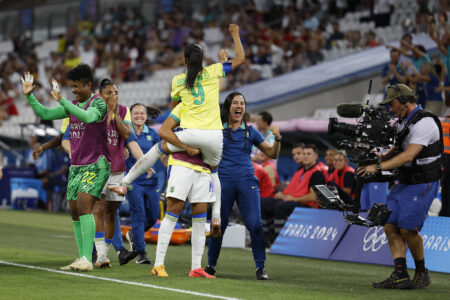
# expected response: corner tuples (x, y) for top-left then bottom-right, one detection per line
(127, 183), (160, 253)
(208, 178), (266, 269)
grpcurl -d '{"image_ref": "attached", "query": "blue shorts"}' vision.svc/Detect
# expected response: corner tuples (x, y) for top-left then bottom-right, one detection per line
(386, 181), (439, 231)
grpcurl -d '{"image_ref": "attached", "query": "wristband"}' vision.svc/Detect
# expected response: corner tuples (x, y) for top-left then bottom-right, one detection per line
(275, 137), (282, 142)
(376, 163), (382, 174)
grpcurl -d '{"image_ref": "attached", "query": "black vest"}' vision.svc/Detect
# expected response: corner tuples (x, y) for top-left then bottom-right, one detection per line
(396, 109), (443, 184)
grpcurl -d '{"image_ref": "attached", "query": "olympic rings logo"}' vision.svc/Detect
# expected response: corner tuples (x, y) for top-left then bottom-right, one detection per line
(363, 226), (388, 252)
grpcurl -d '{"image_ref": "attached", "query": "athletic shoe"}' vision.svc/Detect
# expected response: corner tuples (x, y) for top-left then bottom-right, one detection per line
(189, 268), (216, 278)
(412, 269), (431, 289)
(136, 252), (151, 264)
(210, 219), (221, 238)
(108, 185), (127, 196)
(95, 255), (111, 268)
(256, 268), (269, 280)
(118, 248), (137, 265)
(152, 265), (168, 277)
(372, 272), (412, 289)
(204, 265), (216, 276)
(125, 230), (134, 251)
(60, 258), (80, 271)
(70, 256), (93, 272)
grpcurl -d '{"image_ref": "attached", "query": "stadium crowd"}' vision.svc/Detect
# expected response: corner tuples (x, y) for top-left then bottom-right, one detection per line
(3, 0), (447, 126)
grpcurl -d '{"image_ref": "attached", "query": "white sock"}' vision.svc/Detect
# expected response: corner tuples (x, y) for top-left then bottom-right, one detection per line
(122, 143), (165, 185)
(211, 171), (221, 221)
(191, 213), (207, 270)
(94, 232), (105, 257)
(104, 238), (112, 258)
(154, 212), (178, 266)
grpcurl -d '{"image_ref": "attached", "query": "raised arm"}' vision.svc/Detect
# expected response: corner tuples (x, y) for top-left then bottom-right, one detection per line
(228, 24), (245, 70)
(256, 125), (282, 159)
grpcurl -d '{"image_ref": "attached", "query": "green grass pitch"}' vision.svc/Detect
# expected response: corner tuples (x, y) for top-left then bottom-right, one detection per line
(0, 210), (449, 300)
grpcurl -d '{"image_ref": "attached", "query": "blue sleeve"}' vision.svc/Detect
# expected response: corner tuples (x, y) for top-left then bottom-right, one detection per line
(62, 127), (70, 141)
(222, 62), (232, 75)
(250, 126), (264, 146)
(125, 130), (138, 144)
(154, 131), (161, 143)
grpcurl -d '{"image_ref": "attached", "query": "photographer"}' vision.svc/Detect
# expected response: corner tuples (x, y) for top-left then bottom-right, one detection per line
(357, 84), (442, 289)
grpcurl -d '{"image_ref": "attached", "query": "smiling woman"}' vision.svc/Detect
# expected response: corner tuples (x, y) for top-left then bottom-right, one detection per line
(205, 91), (281, 280)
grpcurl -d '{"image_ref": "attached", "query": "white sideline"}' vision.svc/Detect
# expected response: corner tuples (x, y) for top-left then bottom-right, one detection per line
(0, 260), (242, 300)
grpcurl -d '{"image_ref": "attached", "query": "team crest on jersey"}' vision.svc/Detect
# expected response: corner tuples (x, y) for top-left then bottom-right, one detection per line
(128, 185), (133, 191)
(246, 132), (249, 138)
(147, 136), (152, 141)
(170, 186), (175, 193)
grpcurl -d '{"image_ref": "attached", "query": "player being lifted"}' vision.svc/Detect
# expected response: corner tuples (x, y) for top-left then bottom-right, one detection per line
(112, 24), (244, 237)
(22, 64), (110, 271)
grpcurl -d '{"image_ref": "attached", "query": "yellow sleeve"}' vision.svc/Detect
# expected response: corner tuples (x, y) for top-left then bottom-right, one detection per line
(169, 103), (182, 124)
(60, 117), (70, 134)
(170, 76), (183, 101)
(123, 107), (131, 124)
(207, 63), (225, 79)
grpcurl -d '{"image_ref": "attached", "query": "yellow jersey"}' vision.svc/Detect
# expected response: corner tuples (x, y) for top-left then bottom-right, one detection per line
(170, 63), (225, 130)
(167, 103), (210, 174)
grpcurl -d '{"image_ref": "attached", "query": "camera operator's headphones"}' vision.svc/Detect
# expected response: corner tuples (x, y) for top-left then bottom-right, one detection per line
(388, 84), (408, 104)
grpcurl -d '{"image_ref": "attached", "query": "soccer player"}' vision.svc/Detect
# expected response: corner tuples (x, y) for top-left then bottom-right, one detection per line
(21, 65), (110, 271)
(205, 92), (281, 280)
(117, 24), (245, 237)
(92, 78), (146, 268)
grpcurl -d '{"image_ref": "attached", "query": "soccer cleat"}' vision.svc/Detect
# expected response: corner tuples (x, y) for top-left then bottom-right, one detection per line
(256, 268), (269, 280)
(108, 185), (127, 196)
(60, 258), (80, 271)
(152, 265), (168, 277)
(70, 256), (93, 272)
(210, 219), (221, 238)
(372, 272), (412, 289)
(118, 248), (137, 265)
(412, 269), (431, 289)
(125, 230), (134, 251)
(189, 268), (216, 278)
(204, 265), (216, 276)
(136, 252), (151, 264)
(95, 255), (111, 268)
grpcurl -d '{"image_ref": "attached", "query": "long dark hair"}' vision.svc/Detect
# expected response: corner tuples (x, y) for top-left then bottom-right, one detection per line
(130, 103), (161, 126)
(221, 92), (250, 149)
(184, 43), (203, 90)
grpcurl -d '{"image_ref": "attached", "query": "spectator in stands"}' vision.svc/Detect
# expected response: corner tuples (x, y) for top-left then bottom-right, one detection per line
(329, 150), (355, 197)
(253, 162), (274, 198)
(326, 22), (345, 50)
(261, 144), (325, 244)
(324, 148), (336, 183)
(381, 49), (406, 91)
(372, 0), (395, 27)
(364, 31), (379, 48)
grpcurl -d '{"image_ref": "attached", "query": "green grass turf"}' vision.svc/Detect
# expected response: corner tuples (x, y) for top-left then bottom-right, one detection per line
(0, 210), (449, 300)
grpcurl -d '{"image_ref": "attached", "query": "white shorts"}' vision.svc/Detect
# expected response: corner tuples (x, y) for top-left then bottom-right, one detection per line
(166, 165), (216, 204)
(102, 172), (125, 201)
(167, 128), (223, 167)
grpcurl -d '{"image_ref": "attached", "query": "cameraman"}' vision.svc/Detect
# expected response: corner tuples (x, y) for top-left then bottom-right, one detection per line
(357, 84), (442, 289)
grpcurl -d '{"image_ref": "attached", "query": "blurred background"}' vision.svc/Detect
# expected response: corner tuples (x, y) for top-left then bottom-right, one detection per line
(0, 0), (448, 212)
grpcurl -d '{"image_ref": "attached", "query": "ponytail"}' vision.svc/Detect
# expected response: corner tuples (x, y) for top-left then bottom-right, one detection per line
(184, 43), (203, 90)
